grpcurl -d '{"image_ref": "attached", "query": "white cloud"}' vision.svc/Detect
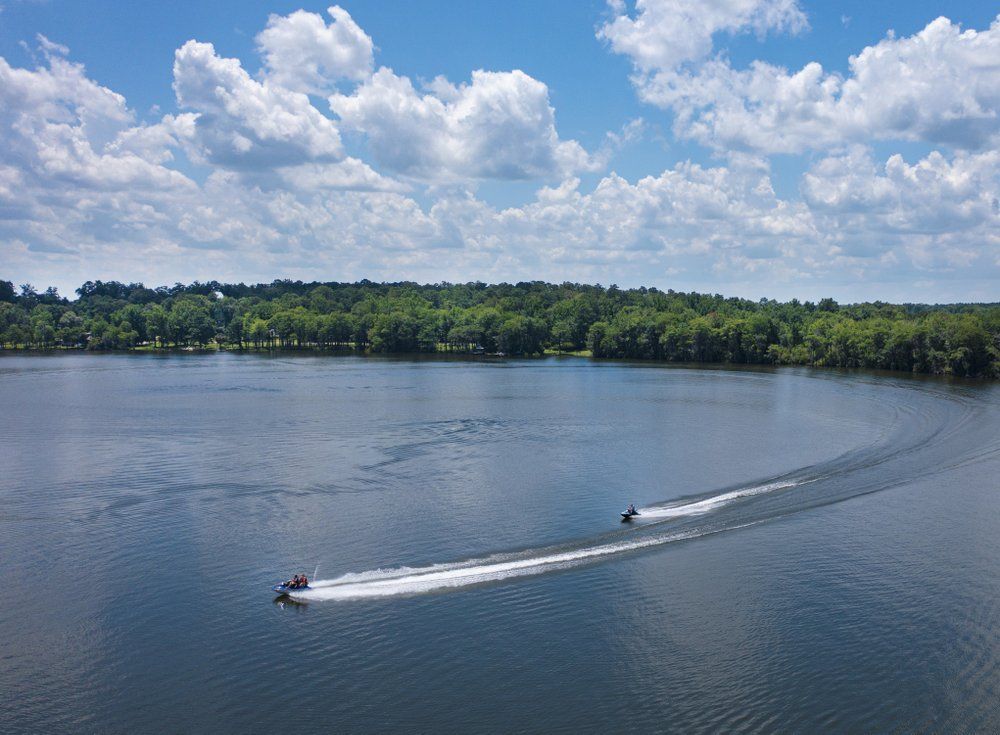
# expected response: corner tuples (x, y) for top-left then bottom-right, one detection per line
(274, 159), (410, 194)
(802, 147), (1000, 269)
(837, 17), (1000, 150)
(0, 46), (192, 195)
(329, 67), (597, 181)
(484, 159), (817, 269)
(606, 8), (1000, 154)
(105, 114), (197, 164)
(3, 14), (999, 302)
(257, 5), (373, 94)
(1, 43), (131, 142)
(598, 0), (807, 72)
(35, 33), (70, 58)
(172, 40), (344, 168)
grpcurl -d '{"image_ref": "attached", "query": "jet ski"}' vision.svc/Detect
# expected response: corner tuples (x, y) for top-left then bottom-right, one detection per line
(273, 583), (310, 595)
(274, 567), (318, 596)
(620, 506), (640, 521)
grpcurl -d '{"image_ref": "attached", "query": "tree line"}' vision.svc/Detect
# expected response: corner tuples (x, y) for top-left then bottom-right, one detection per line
(1, 278), (997, 378)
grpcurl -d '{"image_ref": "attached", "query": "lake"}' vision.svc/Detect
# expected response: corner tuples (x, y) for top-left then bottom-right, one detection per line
(1, 353), (998, 733)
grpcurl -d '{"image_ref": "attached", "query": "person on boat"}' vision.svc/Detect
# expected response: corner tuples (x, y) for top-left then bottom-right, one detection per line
(298, 573), (308, 588)
(285, 574), (300, 589)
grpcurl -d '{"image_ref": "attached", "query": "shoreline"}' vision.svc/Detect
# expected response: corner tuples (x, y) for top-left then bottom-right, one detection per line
(1, 348), (994, 383)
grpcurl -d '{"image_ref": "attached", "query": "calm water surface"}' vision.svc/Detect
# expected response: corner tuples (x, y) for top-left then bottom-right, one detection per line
(1, 354), (998, 733)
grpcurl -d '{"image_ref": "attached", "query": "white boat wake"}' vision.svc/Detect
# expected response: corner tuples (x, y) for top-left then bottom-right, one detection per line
(292, 526), (753, 601)
(287, 477), (806, 601)
(637, 478), (815, 519)
(278, 378), (993, 604)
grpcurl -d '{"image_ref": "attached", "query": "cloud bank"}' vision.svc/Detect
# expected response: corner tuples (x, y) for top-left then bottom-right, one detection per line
(1, 4), (998, 301)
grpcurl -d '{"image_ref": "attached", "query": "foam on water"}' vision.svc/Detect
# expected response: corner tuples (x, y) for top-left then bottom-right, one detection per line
(292, 528), (733, 601)
(283, 381), (991, 604)
(288, 475), (804, 601)
(638, 478), (814, 519)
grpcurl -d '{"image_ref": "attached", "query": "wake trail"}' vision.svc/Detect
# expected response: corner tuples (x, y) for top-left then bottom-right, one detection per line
(285, 381), (991, 603)
(287, 474), (811, 602)
(293, 523), (761, 601)
(638, 478), (816, 519)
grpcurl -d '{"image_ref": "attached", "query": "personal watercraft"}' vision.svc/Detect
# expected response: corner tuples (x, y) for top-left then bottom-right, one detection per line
(273, 583), (310, 595)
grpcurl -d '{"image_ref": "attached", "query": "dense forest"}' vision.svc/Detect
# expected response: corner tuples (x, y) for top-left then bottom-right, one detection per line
(1, 278), (997, 378)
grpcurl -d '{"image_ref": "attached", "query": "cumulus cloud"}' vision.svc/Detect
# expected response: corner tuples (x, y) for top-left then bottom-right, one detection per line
(274, 159), (410, 194)
(2, 39), (131, 142)
(105, 114), (197, 164)
(490, 158), (816, 270)
(2, 12), (999, 302)
(598, 0), (807, 72)
(0, 47), (198, 263)
(256, 5), (373, 93)
(329, 67), (597, 181)
(171, 6), (596, 184)
(802, 147), (1000, 269)
(172, 40), (344, 168)
(0, 44), (192, 196)
(604, 4), (1000, 154)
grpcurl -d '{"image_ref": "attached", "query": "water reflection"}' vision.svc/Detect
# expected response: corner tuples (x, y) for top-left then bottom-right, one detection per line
(0, 354), (997, 733)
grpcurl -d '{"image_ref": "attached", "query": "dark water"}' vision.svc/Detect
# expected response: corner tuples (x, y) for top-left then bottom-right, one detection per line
(1, 354), (998, 733)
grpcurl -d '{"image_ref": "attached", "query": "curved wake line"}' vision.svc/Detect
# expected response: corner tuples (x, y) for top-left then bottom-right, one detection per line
(289, 475), (817, 601)
(292, 522), (760, 601)
(286, 470), (875, 602)
(638, 478), (815, 519)
(286, 381), (995, 604)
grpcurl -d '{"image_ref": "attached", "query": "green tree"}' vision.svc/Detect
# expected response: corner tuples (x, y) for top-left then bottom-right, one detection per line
(497, 315), (546, 355)
(316, 313), (352, 347)
(370, 312), (422, 353)
(30, 306), (57, 347)
(169, 298), (215, 346)
(267, 310), (297, 348)
(57, 310), (86, 346)
(0, 278), (997, 378)
(145, 305), (170, 346)
(114, 304), (148, 343)
(248, 318), (271, 348)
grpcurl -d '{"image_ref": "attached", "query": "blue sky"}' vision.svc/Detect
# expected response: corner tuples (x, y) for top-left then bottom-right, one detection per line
(1, 0), (998, 301)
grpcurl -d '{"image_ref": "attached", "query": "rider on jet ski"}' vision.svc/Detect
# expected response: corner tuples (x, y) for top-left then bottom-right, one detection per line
(284, 573), (308, 589)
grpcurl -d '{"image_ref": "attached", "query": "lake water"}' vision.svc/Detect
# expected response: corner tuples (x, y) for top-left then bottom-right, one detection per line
(1, 354), (998, 733)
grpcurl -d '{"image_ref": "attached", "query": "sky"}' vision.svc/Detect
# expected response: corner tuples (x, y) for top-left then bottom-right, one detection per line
(0, 0), (998, 303)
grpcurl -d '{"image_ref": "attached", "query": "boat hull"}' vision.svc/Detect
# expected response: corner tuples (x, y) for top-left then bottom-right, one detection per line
(273, 584), (310, 595)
